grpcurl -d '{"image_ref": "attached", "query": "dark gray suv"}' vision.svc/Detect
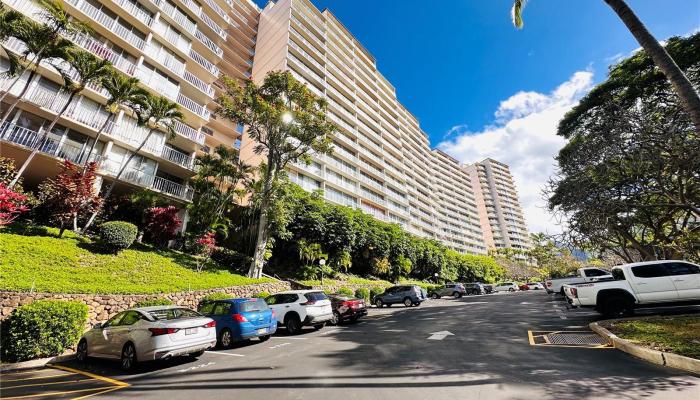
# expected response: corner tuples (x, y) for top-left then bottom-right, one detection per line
(374, 285), (427, 307)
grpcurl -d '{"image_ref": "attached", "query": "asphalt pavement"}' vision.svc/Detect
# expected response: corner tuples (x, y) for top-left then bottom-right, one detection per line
(3, 291), (699, 400)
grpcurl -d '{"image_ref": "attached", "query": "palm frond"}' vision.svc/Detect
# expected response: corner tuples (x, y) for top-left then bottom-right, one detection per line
(0, 45), (21, 78)
(511, 0), (527, 29)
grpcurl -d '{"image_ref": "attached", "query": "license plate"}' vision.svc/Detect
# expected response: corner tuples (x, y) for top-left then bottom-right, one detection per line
(185, 328), (197, 335)
(356, 304), (364, 308)
(257, 328), (267, 334)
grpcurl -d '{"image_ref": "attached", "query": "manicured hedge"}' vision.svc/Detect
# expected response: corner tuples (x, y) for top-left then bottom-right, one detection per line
(199, 293), (234, 305)
(355, 288), (370, 302)
(337, 287), (354, 296)
(369, 286), (384, 301)
(99, 221), (138, 253)
(2, 300), (88, 362)
(252, 291), (270, 299)
(134, 298), (173, 308)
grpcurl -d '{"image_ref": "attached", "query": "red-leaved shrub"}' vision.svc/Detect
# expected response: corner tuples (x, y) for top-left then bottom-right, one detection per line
(0, 184), (29, 226)
(144, 206), (182, 246)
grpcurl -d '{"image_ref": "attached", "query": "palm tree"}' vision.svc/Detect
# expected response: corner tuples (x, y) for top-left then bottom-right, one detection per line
(0, 20), (73, 127)
(81, 71), (147, 171)
(0, 0), (91, 106)
(83, 95), (184, 231)
(510, 0), (700, 133)
(0, 4), (25, 80)
(9, 49), (112, 188)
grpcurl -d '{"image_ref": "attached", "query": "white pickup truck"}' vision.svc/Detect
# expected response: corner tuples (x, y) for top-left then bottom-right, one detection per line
(564, 260), (700, 317)
(545, 267), (612, 295)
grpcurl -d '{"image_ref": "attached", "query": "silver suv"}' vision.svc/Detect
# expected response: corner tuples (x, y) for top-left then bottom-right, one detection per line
(429, 283), (466, 299)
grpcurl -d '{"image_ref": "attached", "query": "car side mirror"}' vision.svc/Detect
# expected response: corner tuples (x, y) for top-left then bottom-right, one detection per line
(93, 322), (103, 329)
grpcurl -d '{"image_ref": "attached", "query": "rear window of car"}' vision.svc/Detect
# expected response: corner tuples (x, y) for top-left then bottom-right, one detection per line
(584, 269), (609, 277)
(304, 292), (328, 301)
(240, 299), (268, 312)
(148, 308), (201, 320)
(612, 268), (626, 280)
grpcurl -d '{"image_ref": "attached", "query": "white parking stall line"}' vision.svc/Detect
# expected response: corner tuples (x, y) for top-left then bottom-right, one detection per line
(205, 351), (245, 357)
(269, 342), (291, 349)
(270, 336), (307, 340)
(321, 329), (341, 335)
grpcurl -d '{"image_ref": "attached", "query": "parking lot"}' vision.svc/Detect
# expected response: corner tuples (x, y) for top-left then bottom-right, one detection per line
(3, 291), (699, 400)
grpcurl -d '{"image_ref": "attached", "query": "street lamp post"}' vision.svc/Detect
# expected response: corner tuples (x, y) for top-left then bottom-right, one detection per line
(319, 258), (326, 286)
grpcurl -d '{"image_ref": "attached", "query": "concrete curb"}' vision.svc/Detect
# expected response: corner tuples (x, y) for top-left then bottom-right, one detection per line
(0, 353), (75, 372)
(590, 319), (700, 375)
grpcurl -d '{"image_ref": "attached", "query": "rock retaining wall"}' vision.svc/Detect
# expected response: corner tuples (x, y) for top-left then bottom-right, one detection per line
(0, 281), (290, 325)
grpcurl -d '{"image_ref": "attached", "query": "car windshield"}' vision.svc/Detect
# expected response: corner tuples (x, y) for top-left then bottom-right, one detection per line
(240, 298), (268, 312)
(304, 292), (328, 301)
(148, 308), (201, 320)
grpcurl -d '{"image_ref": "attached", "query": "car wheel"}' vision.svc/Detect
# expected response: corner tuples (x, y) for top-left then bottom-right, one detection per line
(453, 292), (462, 298)
(602, 296), (633, 318)
(430, 293), (439, 299)
(374, 298), (384, 308)
(330, 311), (341, 325)
(403, 298), (413, 307)
(219, 328), (232, 349)
(259, 335), (271, 342)
(189, 350), (205, 358)
(313, 323), (325, 330)
(121, 343), (137, 371)
(285, 314), (302, 335)
(509, 288), (515, 292)
(76, 339), (88, 363)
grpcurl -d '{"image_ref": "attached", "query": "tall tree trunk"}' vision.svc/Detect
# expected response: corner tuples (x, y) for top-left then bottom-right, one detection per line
(9, 91), (77, 188)
(82, 128), (156, 232)
(0, 69), (37, 128)
(248, 168), (275, 278)
(82, 113), (114, 171)
(604, 0), (700, 132)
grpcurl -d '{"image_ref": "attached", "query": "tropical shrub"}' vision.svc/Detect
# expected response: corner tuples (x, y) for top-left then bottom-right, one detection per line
(36, 161), (101, 236)
(134, 298), (173, 308)
(252, 291), (270, 299)
(99, 221), (138, 253)
(354, 288), (370, 302)
(211, 247), (252, 273)
(337, 287), (354, 296)
(0, 184), (29, 226)
(195, 232), (217, 272)
(2, 300), (88, 362)
(369, 286), (384, 301)
(144, 206), (181, 247)
(199, 293), (233, 305)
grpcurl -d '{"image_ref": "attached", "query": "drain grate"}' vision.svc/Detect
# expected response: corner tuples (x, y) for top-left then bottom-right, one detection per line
(528, 330), (611, 348)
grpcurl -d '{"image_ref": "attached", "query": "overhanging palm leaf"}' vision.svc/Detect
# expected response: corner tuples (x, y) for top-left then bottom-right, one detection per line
(511, 0), (527, 28)
(36, 0), (92, 38)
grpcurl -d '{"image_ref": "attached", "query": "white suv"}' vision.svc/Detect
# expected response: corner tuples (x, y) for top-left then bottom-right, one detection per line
(265, 290), (333, 334)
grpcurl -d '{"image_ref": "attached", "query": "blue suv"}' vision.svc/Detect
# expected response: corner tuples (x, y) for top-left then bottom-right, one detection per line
(199, 298), (277, 348)
(373, 285), (427, 307)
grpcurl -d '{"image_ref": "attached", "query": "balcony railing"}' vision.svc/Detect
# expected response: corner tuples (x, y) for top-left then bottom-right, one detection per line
(112, 0), (155, 27)
(177, 93), (211, 120)
(195, 29), (224, 58)
(0, 122), (102, 166)
(101, 160), (193, 201)
(174, 120), (206, 144)
(64, 0), (147, 50)
(150, 0), (196, 35)
(189, 49), (220, 77)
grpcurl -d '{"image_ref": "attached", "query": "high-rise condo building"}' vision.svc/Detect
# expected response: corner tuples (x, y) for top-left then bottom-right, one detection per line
(465, 159), (531, 251)
(2, 0), (528, 255)
(1, 0), (259, 228)
(244, 0), (487, 254)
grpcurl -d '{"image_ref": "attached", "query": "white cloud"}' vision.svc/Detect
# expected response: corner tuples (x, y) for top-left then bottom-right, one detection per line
(438, 71), (595, 235)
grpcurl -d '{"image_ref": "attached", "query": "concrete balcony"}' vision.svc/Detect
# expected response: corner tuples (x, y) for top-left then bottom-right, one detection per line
(0, 123), (193, 202)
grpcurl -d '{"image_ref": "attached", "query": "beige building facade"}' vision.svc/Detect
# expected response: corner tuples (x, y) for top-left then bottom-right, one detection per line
(465, 159), (531, 252)
(1, 0), (259, 213)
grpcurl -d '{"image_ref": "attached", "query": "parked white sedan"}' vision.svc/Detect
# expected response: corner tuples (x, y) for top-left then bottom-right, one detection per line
(77, 306), (217, 370)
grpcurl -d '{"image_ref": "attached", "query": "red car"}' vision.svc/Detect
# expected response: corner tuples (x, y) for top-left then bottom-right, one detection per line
(519, 284), (530, 291)
(328, 294), (367, 325)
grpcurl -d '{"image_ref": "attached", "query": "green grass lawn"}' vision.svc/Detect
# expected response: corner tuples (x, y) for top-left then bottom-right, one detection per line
(0, 225), (272, 294)
(607, 316), (700, 359)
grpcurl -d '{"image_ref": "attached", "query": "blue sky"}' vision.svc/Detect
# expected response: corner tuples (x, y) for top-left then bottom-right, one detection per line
(254, 0), (700, 233)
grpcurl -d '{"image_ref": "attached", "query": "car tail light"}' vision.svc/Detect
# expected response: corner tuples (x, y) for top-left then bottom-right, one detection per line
(546, 281), (552, 287)
(570, 288), (578, 298)
(148, 327), (179, 336)
(232, 314), (248, 322)
(271, 309), (276, 318)
(204, 320), (216, 328)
